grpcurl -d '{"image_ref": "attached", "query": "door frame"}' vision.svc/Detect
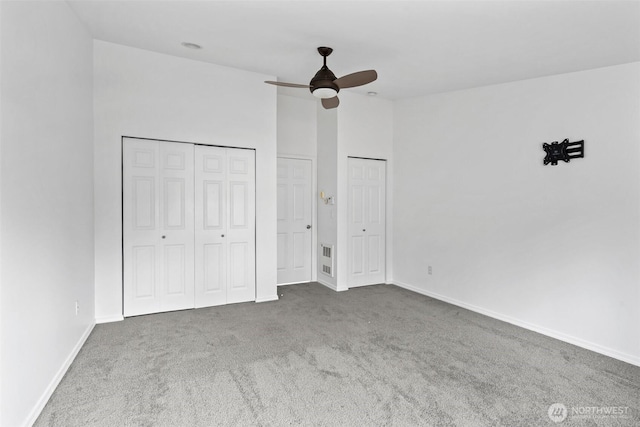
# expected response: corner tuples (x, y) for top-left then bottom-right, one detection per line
(276, 154), (317, 284)
(121, 136), (257, 316)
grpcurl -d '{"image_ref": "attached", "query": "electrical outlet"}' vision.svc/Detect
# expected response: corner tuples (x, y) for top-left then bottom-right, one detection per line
(75, 301), (79, 316)
(428, 266), (432, 275)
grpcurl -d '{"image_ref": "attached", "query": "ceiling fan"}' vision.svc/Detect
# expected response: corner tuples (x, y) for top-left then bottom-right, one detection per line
(265, 47), (377, 109)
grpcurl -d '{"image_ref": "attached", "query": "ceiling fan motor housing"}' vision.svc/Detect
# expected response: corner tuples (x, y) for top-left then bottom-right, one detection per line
(310, 66), (340, 98)
(310, 47), (340, 98)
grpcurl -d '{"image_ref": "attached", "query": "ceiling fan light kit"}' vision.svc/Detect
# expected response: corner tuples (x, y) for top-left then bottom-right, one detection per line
(265, 46), (377, 109)
(312, 87), (338, 99)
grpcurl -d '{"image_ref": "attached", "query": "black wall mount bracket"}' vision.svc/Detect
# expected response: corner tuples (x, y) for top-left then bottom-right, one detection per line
(543, 139), (584, 166)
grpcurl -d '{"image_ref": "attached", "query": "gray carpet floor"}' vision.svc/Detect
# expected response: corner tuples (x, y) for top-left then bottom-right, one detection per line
(35, 283), (639, 426)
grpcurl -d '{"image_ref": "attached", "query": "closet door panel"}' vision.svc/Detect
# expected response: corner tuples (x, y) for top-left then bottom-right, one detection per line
(347, 157), (386, 288)
(124, 140), (161, 316)
(225, 149), (256, 304)
(157, 141), (195, 312)
(195, 146), (227, 308)
(123, 138), (194, 316)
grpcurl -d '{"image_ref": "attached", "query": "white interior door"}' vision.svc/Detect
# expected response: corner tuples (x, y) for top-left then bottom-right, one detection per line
(277, 158), (313, 285)
(123, 138), (195, 316)
(195, 145), (255, 306)
(347, 157), (386, 288)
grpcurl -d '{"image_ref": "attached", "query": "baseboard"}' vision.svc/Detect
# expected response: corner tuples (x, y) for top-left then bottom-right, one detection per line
(95, 314), (124, 324)
(317, 278), (350, 292)
(392, 281), (640, 367)
(255, 294), (279, 303)
(23, 322), (95, 427)
(277, 281), (311, 286)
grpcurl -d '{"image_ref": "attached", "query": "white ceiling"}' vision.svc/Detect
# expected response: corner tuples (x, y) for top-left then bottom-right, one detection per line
(67, 0), (640, 100)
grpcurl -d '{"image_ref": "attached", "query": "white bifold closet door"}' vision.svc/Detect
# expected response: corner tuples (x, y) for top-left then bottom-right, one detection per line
(123, 138), (255, 317)
(194, 145), (256, 307)
(123, 139), (195, 316)
(347, 157), (386, 288)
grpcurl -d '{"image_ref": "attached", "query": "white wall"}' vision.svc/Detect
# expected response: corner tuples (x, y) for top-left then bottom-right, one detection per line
(0, 2), (95, 426)
(316, 106), (338, 289)
(277, 94), (317, 157)
(336, 93), (394, 290)
(393, 63), (640, 365)
(93, 41), (278, 321)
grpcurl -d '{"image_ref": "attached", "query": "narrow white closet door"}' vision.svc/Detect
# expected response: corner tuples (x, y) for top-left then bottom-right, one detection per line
(225, 148), (256, 304)
(158, 141), (195, 312)
(347, 157), (386, 288)
(123, 139), (159, 316)
(194, 146), (227, 307)
(123, 138), (195, 316)
(195, 146), (256, 307)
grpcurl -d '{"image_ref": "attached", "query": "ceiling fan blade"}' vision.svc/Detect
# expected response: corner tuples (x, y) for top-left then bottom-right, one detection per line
(264, 80), (310, 88)
(334, 70), (377, 89)
(321, 96), (340, 109)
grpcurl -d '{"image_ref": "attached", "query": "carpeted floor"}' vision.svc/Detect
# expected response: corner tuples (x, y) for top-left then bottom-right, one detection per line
(35, 283), (639, 426)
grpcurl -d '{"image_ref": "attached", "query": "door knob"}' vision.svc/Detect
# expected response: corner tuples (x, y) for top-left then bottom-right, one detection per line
(306, 225), (311, 229)
(221, 234), (225, 238)
(362, 229), (366, 232)
(162, 235), (166, 239)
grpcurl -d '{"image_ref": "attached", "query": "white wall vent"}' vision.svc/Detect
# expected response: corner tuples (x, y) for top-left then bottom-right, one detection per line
(320, 244), (334, 277)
